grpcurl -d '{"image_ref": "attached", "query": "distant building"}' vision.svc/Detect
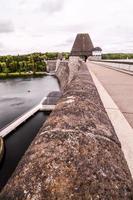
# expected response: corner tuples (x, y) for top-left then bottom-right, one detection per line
(70, 33), (102, 61)
(92, 47), (102, 60)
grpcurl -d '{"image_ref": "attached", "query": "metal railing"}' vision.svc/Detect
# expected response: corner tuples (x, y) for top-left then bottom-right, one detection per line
(93, 60), (133, 72)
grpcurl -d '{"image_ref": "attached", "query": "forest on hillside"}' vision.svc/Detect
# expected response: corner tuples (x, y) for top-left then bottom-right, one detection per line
(0, 52), (69, 77)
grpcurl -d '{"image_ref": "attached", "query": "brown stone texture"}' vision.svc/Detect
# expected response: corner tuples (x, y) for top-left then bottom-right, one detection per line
(71, 33), (94, 57)
(56, 61), (69, 91)
(46, 60), (57, 72)
(0, 59), (133, 199)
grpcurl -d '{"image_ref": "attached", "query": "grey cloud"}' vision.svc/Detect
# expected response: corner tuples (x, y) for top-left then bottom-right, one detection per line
(19, 0), (25, 4)
(40, 0), (65, 14)
(58, 23), (92, 33)
(54, 37), (74, 48)
(0, 20), (14, 33)
(65, 38), (74, 44)
(18, 0), (32, 6)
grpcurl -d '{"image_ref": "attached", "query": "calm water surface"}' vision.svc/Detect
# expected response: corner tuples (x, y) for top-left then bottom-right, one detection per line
(0, 76), (60, 191)
(0, 76), (59, 129)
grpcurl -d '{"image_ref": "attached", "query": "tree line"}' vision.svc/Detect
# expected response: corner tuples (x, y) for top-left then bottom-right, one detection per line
(102, 53), (133, 60)
(0, 52), (69, 75)
(1, 52), (133, 75)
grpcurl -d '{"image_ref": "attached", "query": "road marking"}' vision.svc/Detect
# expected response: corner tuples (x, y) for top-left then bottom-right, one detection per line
(89, 67), (133, 177)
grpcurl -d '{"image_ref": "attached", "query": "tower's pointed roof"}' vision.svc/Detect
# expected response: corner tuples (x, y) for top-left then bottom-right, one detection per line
(71, 33), (94, 57)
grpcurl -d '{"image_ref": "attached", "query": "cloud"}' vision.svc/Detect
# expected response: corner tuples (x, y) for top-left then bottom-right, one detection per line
(40, 0), (65, 14)
(56, 23), (93, 34)
(19, 0), (25, 5)
(0, 20), (14, 33)
(0, 42), (5, 53)
(53, 37), (74, 50)
(0, 0), (133, 54)
(0, 42), (4, 48)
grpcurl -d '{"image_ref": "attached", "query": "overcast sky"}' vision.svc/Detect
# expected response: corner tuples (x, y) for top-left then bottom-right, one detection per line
(0, 0), (133, 55)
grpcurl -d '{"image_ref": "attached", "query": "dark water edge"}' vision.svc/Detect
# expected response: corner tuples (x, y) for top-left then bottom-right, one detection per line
(0, 111), (50, 191)
(0, 73), (46, 79)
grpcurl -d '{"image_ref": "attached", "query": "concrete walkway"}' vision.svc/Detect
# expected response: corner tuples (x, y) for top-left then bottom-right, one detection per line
(87, 61), (133, 128)
(87, 63), (133, 176)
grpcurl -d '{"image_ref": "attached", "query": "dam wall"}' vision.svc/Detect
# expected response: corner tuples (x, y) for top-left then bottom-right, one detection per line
(0, 58), (133, 199)
(56, 57), (81, 91)
(56, 60), (69, 91)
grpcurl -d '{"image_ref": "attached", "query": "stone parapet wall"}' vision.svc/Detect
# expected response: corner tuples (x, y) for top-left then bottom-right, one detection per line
(68, 56), (81, 83)
(56, 60), (69, 91)
(56, 57), (81, 91)
(46, 60), (57, 72)
(0, 59), (133, 199)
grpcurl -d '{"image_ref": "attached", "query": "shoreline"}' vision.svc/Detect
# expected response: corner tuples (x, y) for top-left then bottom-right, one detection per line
(0, 72), (47, 79)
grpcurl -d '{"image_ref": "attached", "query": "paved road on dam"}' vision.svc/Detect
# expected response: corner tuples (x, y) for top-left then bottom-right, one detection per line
(88, 61), (133, 129)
